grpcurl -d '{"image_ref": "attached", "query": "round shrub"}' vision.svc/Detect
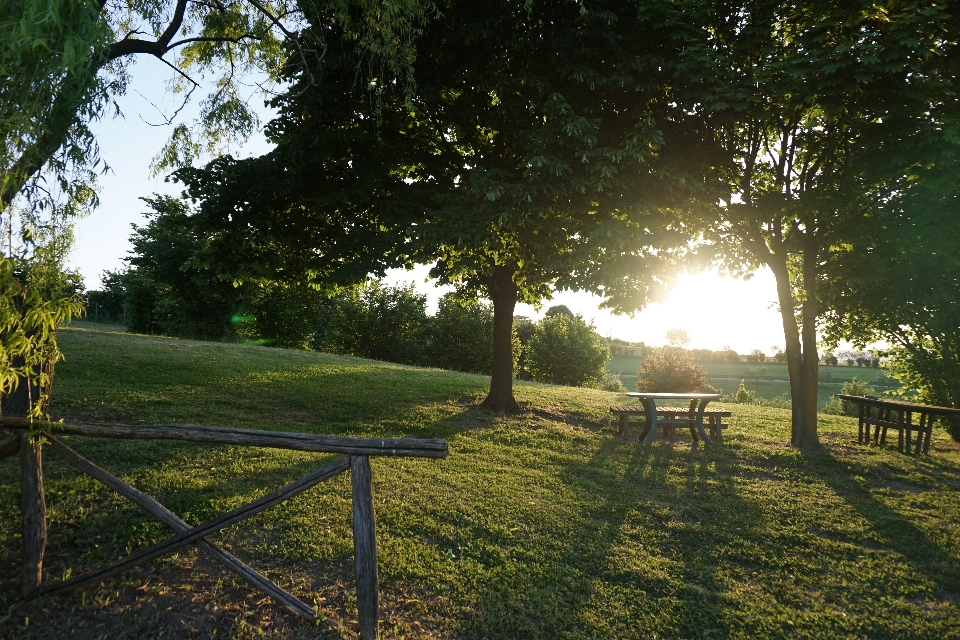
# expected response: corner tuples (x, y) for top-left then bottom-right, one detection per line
(524, 314), (610, 387)
(636, 347), (708, 392)
(425, 295), (495, 374)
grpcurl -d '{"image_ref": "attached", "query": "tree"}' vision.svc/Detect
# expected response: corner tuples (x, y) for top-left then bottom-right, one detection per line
(665, 328), (691, 349)
(544, 305), (574, 319)
(677, 0), (960, 447)
(124, 196), (244, 339)
(821, 170), (960, 441)
(328, 283), (428, 365)
(180, 0), (691, 413)
(1, 0), (431, 217)
(524, 314), (610, 388)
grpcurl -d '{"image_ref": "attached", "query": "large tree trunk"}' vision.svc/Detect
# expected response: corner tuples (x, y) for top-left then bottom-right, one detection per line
(797, 238), (821, 448)
(482, 264), (520, 414)
(770, 249), (820, 448)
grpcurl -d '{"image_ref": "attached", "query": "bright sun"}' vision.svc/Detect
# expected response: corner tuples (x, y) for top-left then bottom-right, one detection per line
(384, 265), (788, 354)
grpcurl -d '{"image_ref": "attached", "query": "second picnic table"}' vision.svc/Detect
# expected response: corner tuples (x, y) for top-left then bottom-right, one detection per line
(624, 392), (723, 445)
(836, 394), (960, 455)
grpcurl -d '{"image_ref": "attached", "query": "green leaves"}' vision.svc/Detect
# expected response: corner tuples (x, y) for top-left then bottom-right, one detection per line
(0, 257), (83, 420)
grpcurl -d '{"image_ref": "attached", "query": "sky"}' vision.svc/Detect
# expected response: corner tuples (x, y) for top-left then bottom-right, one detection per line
(71, 57), (792, 355)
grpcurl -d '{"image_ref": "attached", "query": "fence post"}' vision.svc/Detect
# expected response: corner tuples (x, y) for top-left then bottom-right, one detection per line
(351, 455), (379, 640)
(20, 432), (46, 596)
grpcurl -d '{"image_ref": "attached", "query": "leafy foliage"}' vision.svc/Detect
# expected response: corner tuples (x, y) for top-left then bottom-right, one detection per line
(525, 314), (610, 388)
(0, 258), (83, 420)
(674, 0), (960, 447)
(85, 270), (126, 324)
(423, 294), (495, 376)
(315, 283), (428, 366)
(636, 346), (708, 393)
(822, 378), (879, 417)
(820, 153), (960, 440)
(122, 196), (243, 339)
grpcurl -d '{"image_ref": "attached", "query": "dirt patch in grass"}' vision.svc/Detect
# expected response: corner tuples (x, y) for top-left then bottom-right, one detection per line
(882, 480), (930, 494)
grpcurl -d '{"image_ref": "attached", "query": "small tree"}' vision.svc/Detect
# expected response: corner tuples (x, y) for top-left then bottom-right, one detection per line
(733, 380), (757, 404)
(665, 328), (691, 349)
(544, 305), (574, 319)
(525, 315), (610, 388)
(636, 347), (708, 393)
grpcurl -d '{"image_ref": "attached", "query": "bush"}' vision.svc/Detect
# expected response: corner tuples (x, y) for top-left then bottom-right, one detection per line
(733, 380), (757, 404)
(424, 294), (494, 374)
(636, 347), (708, 393)
(525, 314), (610, 387)
(821, 377), (878, 416)
(594, 372), (625, 392)
(315, 282), (428, 365)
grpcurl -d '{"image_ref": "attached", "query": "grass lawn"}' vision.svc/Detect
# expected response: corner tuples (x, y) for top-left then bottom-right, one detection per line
(1, 322), (959, 638)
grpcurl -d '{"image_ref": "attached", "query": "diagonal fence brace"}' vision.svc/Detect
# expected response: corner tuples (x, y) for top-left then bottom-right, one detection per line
(45, 435), (319, 620)
(43, 452), (351, 595)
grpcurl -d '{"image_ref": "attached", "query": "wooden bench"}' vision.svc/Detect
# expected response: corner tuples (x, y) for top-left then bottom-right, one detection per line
(610, 405), (731, 442)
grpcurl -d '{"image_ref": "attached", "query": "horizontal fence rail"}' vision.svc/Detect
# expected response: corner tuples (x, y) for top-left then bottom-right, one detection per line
(0, 416), (448, 458)
(0, 417), (448, 640)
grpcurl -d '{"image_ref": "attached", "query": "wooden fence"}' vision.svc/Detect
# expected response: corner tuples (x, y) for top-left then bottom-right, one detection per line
(0, 416), (448, 640)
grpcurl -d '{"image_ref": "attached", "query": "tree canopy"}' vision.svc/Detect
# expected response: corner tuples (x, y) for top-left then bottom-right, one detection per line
(1, 0), (432, 219)
(677, 0), (960, 447)
(821, 163), (960, 440)
(179, 0), (694, 412)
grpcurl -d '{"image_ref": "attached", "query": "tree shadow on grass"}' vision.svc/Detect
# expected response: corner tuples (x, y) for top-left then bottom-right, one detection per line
(451, 434), (765, 638)
(817, 449), (960, 596)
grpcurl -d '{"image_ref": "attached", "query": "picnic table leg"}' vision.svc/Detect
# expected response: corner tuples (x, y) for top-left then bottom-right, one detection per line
(693, 399), (713, 445)
(620, 413), (630, 438)
(913, 412), (924, 455)
(898, 414), (905, 453)
(642, 398), (659, 445)
(922, 413), (932, 454)
(858, 405), (865, 443)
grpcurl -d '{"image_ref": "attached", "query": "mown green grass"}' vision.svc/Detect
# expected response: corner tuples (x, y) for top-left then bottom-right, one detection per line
(1, 323), (959, 639)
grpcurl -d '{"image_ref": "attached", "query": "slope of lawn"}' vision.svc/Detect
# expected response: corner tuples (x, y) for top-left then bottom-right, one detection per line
(1, 322), (959, 639)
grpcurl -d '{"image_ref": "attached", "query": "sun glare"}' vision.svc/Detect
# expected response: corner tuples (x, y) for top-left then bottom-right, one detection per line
(385, 265), (787, 354)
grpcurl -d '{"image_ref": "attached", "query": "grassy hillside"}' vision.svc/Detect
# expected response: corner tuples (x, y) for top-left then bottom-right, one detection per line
(1, 323), (959, 639)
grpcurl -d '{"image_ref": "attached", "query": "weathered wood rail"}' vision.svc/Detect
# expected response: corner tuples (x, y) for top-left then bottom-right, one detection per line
(0, 416), (448, 639)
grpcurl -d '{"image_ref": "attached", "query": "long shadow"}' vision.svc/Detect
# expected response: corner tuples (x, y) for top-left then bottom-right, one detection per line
(817, 450), (960, 595)
(450, 430), (766, 638)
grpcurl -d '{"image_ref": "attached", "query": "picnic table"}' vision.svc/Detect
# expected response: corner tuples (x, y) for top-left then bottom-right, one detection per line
(836, 394), (960, 455)
(625, 392), (722, 445)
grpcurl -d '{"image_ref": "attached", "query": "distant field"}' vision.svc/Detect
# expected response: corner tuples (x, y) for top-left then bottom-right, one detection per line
(615, 375), (838, 409)
(609, 358), (894, 410)
(609, 357), (897, 385)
